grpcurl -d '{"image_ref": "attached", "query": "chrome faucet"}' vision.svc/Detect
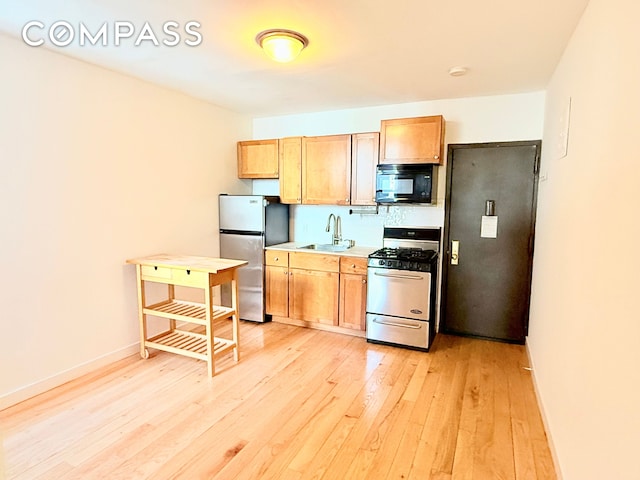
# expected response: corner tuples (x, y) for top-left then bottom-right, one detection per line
(326, 214), (342, 245)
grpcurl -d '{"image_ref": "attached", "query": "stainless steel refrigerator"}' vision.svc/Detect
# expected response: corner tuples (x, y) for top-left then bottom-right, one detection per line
(219, 194), (289, 322)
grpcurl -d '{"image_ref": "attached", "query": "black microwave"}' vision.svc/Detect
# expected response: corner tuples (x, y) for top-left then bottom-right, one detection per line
(375, 164), (437, 204)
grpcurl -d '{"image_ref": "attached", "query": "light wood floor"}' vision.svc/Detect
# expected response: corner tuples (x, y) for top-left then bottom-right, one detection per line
(1, 320), (556, 479)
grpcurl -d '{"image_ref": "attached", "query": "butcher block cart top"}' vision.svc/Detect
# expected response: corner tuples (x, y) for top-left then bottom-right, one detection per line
(126, 254), (248, 376)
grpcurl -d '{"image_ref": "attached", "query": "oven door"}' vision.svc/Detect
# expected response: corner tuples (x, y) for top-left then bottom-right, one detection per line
(366, 267), (431, 321)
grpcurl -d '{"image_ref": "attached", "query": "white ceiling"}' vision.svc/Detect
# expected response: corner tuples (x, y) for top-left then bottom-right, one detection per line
(0, 0), (589, 117)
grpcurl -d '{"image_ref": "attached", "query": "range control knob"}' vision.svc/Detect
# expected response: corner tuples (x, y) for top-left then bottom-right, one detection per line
(379, 259), (385, 266)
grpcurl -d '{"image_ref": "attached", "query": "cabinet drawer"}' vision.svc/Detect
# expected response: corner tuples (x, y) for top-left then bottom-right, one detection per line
(140, 265), (172, 280)
(289, 252), (339, 272)
(171, 269), (208, 287)
(339, 257), (368, 275)
(140, 265), (208, 287)
(265, 250), (289, 267)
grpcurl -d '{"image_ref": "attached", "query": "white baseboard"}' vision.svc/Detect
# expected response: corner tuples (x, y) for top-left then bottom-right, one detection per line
(0, 342), (139, 411)
(525, 342), (563, 480)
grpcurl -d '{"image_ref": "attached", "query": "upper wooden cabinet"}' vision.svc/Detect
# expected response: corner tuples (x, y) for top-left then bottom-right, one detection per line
(380, 115), (444, 165)
(277, 133), (378, 205)
(302, 135), (352, 205)
(237, 139), (279, 178)
(351, 132), (379, 206)
(279, 137), (303, 204)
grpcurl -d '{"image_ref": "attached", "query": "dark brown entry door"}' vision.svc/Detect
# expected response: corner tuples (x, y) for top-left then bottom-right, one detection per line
(441, 141), (540, 343)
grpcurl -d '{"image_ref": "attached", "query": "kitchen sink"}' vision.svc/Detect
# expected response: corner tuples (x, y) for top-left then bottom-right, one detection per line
(298, 243), (350, 252)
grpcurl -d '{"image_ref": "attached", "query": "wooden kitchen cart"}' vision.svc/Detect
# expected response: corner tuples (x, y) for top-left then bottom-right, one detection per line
(126, 254), (247, 376)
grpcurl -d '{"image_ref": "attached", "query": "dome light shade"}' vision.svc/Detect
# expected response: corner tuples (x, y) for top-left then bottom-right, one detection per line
(256, 29), (309, 63)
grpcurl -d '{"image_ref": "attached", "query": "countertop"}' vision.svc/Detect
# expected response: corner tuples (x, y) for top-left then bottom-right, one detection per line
(266, 242), (378, 258)
(126, 253), (248, 273)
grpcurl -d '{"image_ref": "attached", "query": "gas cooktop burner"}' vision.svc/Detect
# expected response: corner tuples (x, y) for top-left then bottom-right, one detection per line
(368, 247), (438, 272)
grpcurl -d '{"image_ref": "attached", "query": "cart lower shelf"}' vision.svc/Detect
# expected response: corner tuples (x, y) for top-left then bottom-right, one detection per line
(146, 329), (236, 361)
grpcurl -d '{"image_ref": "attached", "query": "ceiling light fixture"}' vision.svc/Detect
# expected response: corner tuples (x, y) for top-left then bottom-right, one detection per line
(256, 29), (309, 63)
(448, 66), (468, 77)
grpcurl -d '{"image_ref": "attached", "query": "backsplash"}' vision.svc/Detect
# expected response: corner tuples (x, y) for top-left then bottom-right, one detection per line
(290, 204), (444, 247)
(251, 179), (445, 246)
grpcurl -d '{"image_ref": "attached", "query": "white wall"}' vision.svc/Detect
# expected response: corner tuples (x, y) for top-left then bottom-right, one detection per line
(528, 0), (640, 478)
(252, 94), (546, 336)
(0, 34), (251, 408)
(252, 92), (546, 246)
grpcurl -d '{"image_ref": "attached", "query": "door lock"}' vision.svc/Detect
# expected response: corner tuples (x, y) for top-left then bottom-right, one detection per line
(451, 240), (459, 265)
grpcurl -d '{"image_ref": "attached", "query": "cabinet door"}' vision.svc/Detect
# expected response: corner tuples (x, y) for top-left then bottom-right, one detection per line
(351, 132), (379, 206)
(302, 135), (351, 205)
(237, 140), (279, 178)
(279, 137), (302, 204)
(380, 116), (444, 165)
(289, 268), (339, 325)
(339, 273), (367, 331)
(265, 265), (289, 317)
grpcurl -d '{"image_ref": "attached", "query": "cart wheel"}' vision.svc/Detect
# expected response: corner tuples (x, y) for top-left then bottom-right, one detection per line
(141, 348), (150, 360)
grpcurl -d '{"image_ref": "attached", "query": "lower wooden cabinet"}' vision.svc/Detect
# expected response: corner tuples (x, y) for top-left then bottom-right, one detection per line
(265, 251), (367, 334)
(265, 250), (289, 317)
(289, 268), (339, 325)
(265, 265), (289, 317)
(338, 257), (368, 330)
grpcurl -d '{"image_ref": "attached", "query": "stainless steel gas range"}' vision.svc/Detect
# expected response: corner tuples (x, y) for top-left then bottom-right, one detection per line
(366, 227), (440, 351)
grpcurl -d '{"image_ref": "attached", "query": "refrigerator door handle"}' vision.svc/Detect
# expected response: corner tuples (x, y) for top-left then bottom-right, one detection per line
(219, 229), (264, 236)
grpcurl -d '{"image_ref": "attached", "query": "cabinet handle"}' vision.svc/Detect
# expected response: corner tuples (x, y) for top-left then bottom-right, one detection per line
(362, 279), (366, 284)
(351, 264), (356, 268)
(284, 270), (288, 275)
(434, 155), (439, 160)
(274, 257), (279, 261)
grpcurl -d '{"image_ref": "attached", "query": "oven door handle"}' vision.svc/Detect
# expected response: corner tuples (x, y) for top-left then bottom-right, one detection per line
(372, 271), (424, 280)
(372, 318), (422, 329)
